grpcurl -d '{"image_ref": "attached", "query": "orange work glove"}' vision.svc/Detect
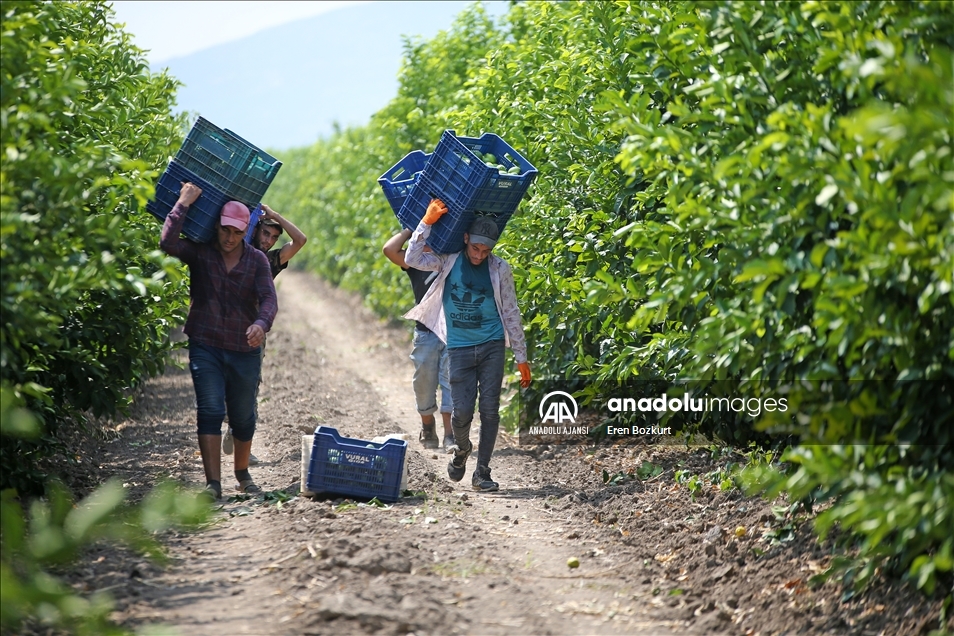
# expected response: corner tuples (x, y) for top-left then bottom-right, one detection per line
(422, 198), (448, 225)
(518, 362), (532, 388)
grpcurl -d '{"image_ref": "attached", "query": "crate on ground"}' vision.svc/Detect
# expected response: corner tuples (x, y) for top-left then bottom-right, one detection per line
(173, 117), (282, 211)
(306, 426), (407, 503)
(146, 161), (232, 244)
(397, 130), (537, 253)
(377, 150), (430, 215)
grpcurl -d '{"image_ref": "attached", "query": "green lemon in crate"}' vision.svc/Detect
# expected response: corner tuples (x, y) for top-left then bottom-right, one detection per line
(371, 455), (386, 484)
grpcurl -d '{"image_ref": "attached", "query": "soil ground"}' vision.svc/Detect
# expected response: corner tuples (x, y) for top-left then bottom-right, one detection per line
(35, 271), (951, 635)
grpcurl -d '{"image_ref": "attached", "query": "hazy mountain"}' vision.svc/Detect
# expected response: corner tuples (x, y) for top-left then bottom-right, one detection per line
(155, 1), (509, 152)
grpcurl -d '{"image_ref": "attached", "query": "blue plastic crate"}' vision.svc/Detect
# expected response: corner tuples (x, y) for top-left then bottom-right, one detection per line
(397, 131), (537, 253)
(146, 161), (233, 244)
(377, 150), (430, 215)
(244, 204), (264, 244)
(173, 117), (282, 211)
(427, 130), (537, 214)
(397, 167), (519, 253)
(223, 127), (283, 208)
(397, 172), (515, 254)
(306, 426), (407, 503)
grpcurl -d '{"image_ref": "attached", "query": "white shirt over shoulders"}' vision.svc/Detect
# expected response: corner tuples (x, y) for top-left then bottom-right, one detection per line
(403, 220), (529, 364)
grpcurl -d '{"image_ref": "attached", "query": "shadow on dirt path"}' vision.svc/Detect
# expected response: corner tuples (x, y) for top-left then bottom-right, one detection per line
(67, 270), (946, 636)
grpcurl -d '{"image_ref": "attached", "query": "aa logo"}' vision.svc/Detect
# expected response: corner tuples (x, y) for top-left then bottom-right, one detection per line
(539, 391), (578, 425)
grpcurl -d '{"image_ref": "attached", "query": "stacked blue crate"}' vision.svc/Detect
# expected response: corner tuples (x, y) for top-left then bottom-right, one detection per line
(392, 131), (537, 253)
(148, 118), (282, 243)
(221, 127), (283, 211)
(173, 117), (282, 212)
(146, 162), (231, 244)
(377, 150), (430, 216)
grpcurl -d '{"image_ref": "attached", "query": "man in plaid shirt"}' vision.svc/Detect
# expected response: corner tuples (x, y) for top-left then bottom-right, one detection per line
(161, 182), (278, 500)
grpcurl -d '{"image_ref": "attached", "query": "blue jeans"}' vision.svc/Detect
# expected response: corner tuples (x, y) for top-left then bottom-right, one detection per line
(410, 328), (452, 417)
(448, 339), (505, 468)
(188, 342), (261, 441)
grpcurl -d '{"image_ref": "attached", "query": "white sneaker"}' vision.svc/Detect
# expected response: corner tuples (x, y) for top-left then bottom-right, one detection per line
(248, 453), (260, 465)
(222, 428), (234, 455)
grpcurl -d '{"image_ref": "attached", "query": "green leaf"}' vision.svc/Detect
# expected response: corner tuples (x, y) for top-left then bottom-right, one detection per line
(64, 480), (127, 542)
(734, 259), (785, 283)
(815, 184), (839, 206)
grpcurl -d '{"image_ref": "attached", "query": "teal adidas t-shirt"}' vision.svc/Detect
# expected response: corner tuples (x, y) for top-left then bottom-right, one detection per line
(443, 255), (504, 348)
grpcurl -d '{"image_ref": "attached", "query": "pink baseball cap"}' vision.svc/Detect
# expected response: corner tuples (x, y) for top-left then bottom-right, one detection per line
(220, 201), (250, 230)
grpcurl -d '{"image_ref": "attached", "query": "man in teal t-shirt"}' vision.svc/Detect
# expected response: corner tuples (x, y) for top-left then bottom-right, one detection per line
(443, 245), (505, 347)
(404, 200), (532, 492)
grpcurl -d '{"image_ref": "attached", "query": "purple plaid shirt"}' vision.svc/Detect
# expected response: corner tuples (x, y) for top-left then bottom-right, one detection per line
(160, 202), (277, 352)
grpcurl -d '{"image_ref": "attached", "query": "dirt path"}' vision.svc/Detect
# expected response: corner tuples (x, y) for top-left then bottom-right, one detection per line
(102, 271), (675, 636)
(82, 270), (945, 636)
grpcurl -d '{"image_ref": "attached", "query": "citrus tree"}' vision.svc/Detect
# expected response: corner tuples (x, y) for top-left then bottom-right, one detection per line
(267, 0), (953, 596)
(1, 1), (189, 493)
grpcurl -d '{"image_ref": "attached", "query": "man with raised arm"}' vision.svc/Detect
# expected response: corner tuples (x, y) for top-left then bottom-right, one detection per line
(251, 203), (308, 279)
(383, 227), (455, 452)
(220, 203), (307, 464)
